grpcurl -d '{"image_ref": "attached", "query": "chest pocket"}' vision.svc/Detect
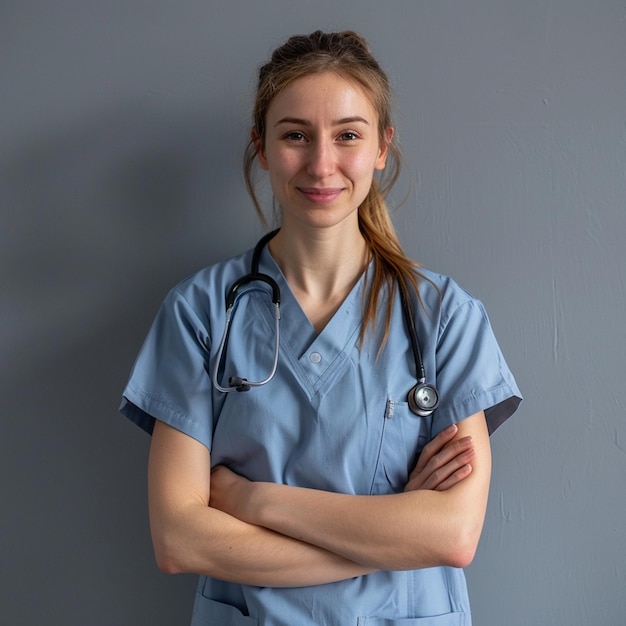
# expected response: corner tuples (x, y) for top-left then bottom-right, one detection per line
(370, 399), (431, 495)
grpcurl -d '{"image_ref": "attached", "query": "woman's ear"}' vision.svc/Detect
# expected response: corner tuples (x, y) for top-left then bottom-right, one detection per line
(251, 128), (269, 170)
(375, 126), (395, 171)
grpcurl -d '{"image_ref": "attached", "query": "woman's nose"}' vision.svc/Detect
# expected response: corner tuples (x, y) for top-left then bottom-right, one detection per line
(306, 140), (335, 178)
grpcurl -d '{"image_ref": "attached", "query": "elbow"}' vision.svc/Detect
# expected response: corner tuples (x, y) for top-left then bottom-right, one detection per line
(154, 550), (184, 575)
(396, 523), (480, 570)
(151, 529), (188, 575)
(440, 521), (482, 569)
(154, 545), (183, 575)
(443, 541), (477, 569)
(149, 501), (213, 575)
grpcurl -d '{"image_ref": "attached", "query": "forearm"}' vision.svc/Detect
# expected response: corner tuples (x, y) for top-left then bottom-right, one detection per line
(219, 412), (491, 571)
(251, 483), (481, 570)
(151, 501), (375, 586)
(148, 421), (374, 586)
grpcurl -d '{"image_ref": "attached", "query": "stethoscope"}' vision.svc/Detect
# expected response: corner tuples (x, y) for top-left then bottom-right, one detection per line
(212, 230), (439, 417)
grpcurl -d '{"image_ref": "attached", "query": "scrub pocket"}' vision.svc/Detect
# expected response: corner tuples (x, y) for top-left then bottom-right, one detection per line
(357, 612), (466, 625)
(191, 594), (258, 626)
(370, 399), (430, 494)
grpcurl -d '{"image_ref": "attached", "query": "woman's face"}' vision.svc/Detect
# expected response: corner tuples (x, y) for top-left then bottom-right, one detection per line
(256, 72), (392, 233)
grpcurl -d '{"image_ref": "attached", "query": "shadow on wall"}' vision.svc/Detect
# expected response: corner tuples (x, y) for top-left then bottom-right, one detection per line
(0, 102), (251, 624)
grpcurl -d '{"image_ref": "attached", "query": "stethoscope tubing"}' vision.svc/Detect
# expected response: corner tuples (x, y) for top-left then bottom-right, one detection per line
(212, 298), (280, 393)
(212, 230), (281, 393)
(211, 230), (439, 416)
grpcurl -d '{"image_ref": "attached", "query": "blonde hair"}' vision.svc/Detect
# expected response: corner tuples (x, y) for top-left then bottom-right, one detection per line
(244, 30), (429, 349)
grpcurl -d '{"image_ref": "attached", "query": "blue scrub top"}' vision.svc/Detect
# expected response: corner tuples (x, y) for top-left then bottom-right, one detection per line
(120, 245), (522, 626)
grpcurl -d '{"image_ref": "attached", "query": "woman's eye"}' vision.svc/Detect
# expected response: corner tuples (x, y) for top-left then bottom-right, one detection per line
(285, 132), (306, 141)
(339, 131), (359, 141)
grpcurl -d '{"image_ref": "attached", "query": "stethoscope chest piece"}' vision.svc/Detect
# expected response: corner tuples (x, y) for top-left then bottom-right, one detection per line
(408, 381), (439, 417)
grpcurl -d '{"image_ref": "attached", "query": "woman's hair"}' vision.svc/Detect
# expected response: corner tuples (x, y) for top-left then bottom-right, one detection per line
(244, 30), (428, 349)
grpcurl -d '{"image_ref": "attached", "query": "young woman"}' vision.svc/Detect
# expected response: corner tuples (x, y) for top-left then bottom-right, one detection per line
(121, 30), (521, 625)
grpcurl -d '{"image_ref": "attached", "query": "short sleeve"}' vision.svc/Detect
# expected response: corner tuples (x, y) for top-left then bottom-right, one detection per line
(433, 298), (522, 436)
(119, 287), (215, 449)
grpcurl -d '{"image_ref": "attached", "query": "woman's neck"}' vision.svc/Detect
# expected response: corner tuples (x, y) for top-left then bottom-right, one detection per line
(268, 224), (370, 332)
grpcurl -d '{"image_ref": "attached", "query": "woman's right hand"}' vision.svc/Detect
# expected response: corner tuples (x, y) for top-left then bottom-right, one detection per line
(404, 424), (475, 493)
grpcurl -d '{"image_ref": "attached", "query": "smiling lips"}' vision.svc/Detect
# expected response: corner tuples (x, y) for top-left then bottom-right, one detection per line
(298, 187), (344, 203)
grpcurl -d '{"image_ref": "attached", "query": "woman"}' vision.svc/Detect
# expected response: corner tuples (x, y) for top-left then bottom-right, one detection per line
(121, 30), (521, 625)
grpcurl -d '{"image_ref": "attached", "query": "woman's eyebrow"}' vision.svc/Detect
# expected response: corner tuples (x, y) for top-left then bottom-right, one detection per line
(274, 116), (371, 127)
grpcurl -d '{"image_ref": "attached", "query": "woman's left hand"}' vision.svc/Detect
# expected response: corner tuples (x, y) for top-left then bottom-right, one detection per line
(404, 424), (475, 493)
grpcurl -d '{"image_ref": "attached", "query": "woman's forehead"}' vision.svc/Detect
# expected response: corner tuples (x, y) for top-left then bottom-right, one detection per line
(266, 72), (378, 124)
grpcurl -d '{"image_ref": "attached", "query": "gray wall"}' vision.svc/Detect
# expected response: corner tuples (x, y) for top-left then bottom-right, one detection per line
(2, 2), (625, 624)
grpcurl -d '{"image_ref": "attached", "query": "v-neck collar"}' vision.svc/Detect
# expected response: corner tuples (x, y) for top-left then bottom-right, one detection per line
(256, 245), (368, 394)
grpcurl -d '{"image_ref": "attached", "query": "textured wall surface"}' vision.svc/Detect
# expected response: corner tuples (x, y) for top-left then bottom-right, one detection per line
(2, 2), (625, 624)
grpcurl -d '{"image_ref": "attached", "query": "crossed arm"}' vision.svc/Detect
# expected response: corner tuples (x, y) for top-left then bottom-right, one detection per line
(147, 411), (490, 587)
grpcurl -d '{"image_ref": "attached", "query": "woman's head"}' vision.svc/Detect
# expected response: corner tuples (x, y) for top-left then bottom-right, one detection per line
(244, 30), (401, 224)
(244, 31), (423, 349)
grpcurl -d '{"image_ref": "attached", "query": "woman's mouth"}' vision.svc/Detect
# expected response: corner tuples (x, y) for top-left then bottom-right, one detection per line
(298, 187), (344, 204)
